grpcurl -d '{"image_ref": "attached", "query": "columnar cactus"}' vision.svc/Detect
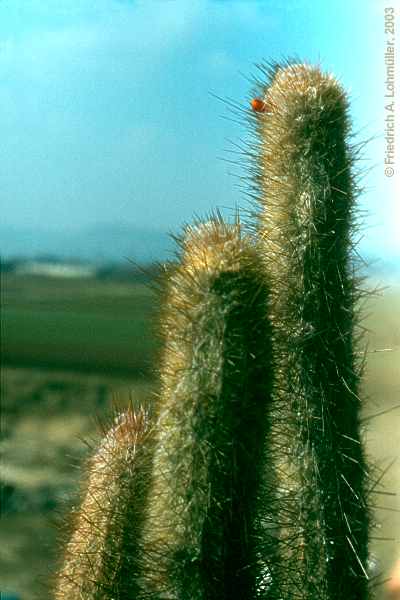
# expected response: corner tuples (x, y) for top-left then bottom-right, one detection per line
(55, 406), (154, 600)
(139, 217), (274, 599)
(249, 62), (369, 599)
(54, 62), (371, 600)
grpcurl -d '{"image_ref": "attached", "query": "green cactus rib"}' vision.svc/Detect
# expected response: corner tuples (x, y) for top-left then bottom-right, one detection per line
(54, 405), (154, 600)
(139, 215), (274, 600)
(249, 62), (370, 599)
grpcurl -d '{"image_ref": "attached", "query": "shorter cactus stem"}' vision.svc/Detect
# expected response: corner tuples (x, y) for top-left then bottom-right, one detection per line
(54, 405), (153, 600)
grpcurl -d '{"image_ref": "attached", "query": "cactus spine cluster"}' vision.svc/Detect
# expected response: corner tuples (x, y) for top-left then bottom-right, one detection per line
(55, 62), (370, 600)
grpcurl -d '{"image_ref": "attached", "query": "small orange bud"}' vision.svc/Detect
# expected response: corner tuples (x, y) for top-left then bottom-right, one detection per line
(250, 97), (266, 112)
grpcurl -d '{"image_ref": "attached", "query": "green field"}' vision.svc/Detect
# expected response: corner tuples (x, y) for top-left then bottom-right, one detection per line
(1, 273), (399, 600)
(1, 274), (160, 374)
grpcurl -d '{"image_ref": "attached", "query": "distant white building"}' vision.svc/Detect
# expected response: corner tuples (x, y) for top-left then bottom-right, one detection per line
(16, 261), (97, 278)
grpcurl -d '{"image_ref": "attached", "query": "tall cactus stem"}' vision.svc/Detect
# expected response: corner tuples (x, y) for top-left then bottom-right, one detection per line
(249, 62), (370, 599)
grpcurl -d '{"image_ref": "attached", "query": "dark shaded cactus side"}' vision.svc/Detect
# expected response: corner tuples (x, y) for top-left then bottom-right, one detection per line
(139, 216), (274, 600)
(249, 62), (369, 599)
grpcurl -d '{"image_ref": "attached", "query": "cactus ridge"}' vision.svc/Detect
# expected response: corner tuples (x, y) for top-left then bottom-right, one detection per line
(246, 61), (371, 599)
(138, 215), (275, 600)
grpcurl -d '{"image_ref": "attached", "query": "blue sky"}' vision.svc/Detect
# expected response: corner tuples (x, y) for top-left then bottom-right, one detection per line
(1, 0), (398, 260)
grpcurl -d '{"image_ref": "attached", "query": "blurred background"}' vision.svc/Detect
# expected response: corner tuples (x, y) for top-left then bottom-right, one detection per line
(1, 1), (399, 598)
